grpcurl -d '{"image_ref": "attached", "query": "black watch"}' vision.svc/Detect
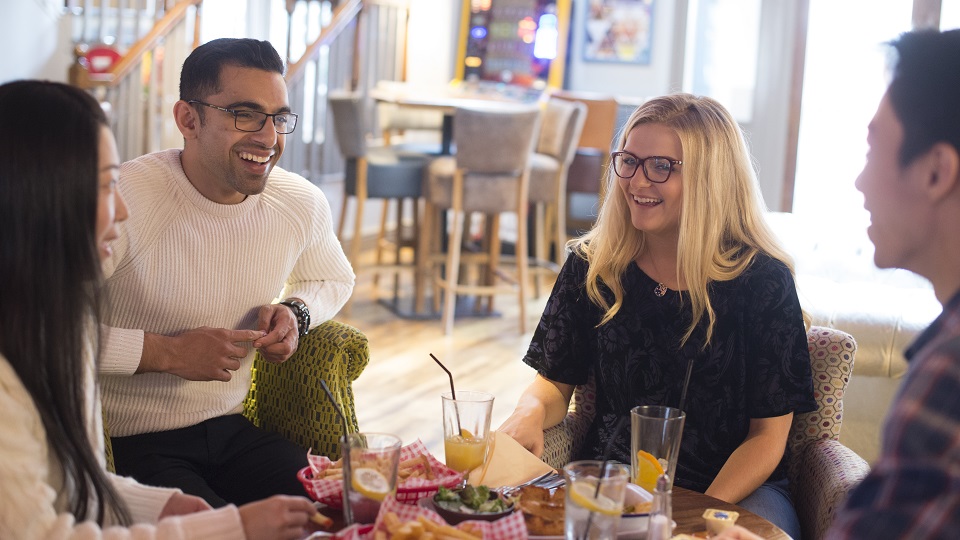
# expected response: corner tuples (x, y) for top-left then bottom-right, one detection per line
(279, 299), (310, 338)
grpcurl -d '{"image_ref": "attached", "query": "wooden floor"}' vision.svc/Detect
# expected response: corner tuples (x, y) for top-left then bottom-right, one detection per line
(335, 260), (556, 459)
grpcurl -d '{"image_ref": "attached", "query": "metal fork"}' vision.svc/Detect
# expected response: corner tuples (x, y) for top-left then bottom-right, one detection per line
(498, 471), (562, 497)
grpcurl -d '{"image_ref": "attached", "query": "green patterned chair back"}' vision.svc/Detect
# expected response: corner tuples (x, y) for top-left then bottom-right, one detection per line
(105, 320), (369, 471)
(243, 320), (369, 460)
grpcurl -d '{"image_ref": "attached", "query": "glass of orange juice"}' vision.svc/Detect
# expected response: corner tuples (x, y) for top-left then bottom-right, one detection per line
(441, 391), (494, 478)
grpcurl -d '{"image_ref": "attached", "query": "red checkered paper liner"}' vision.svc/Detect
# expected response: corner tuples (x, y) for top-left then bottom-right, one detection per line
(300, 439), (463, 508)
(334, 495), (529, 540)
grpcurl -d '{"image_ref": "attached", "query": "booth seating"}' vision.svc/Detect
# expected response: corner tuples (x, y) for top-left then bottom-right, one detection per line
(767, 211), (940, 463)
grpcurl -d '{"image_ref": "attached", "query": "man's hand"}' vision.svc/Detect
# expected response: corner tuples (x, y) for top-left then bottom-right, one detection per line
(140, 327), (266, 381)
(253, 303), (299, 364)
(158, 493), (212, 518)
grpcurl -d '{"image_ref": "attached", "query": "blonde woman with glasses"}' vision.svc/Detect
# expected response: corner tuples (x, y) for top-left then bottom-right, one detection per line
(501, 94), (815, 539)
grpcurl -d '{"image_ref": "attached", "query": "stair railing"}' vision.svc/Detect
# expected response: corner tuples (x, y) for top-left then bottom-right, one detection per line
(280, 0), (411, 185)
(68, 0), (203, 162)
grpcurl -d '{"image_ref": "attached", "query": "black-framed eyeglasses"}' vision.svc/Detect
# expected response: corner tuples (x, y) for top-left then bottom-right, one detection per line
(187, 100), (299, 134)
(611, 151), (682, 183)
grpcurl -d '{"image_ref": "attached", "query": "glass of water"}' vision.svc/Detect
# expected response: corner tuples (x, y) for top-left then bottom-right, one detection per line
(562, 460), (630, 540)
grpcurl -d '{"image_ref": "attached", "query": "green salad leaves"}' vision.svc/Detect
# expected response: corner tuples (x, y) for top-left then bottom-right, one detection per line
(434, 485), (511, 514)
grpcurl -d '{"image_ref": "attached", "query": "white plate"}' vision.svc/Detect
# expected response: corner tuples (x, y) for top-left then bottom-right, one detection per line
(528, 484), (670, 540)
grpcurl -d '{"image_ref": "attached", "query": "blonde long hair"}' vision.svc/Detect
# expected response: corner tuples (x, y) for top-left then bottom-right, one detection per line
(571, 94), (801, 347)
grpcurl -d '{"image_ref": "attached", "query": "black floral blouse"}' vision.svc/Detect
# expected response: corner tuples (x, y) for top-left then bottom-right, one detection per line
(524, 252), (816, 493)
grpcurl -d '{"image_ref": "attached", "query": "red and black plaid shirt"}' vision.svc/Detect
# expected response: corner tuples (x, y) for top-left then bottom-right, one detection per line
(828, 290), (960, 539)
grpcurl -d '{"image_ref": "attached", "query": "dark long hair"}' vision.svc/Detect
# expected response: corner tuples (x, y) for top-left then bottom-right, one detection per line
(0, 80), (130, 525)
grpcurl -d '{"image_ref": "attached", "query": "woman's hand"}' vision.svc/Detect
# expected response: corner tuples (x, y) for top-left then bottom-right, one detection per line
(238, 495), (317, 540)
(498, 375), (576, 457)
(499, 408), (547, 456)
(158, 493), (212, 518)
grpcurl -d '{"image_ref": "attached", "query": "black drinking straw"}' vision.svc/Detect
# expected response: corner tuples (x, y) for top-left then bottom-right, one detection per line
(430, 353), (462, 435)
(580, 417), (629, 540)
(320, 379), (350, 441)
(430, 353), (457, 400)
(320, 380), (352, 521)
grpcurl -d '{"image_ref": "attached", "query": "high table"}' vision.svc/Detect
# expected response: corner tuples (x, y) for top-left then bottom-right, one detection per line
(369, 82), (541, 155)
(672, 486), (791, 539)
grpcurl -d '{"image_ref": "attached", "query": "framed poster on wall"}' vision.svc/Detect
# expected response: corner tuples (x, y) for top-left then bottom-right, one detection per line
(583, 0), (654, 64)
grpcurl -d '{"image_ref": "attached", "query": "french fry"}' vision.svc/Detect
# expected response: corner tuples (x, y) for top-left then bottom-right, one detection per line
(377, 512), (482, 540)
(420, 455), (435, 480)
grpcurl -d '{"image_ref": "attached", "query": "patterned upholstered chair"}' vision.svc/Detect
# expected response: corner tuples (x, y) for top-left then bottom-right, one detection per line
(540, 326), (869, 540)
(105, 320), (370, 470)
(242, 319), (370, 460)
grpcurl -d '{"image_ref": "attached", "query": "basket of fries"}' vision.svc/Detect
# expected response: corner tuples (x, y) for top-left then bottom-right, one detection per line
(299, 439), (463, 508)
(334, 495), (528, 540)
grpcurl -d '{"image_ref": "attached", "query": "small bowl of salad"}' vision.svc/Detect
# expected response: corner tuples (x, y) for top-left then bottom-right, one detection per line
(419, 485), (515, 524)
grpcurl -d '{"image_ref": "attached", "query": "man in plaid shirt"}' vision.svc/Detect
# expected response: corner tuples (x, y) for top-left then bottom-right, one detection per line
(824, 27), (960, 539)
(716, 28), (960, 540)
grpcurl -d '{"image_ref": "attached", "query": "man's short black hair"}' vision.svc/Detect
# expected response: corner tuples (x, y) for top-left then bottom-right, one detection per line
(179, 38), (285, 102)
(887, 29), (960, 166)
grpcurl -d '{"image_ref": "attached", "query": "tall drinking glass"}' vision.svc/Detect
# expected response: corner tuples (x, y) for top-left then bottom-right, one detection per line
(341, 432), (402, 525)
(563, 460), (630, 540)
(441, 391), (494, 478)
(630, 405), (685, 493)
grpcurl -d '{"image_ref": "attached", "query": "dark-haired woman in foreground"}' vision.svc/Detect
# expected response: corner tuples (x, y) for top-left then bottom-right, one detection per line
(0, 80), (316, 539)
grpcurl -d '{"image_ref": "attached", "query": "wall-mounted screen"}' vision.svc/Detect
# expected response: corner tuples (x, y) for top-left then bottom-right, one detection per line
(456, 0), (571, 89)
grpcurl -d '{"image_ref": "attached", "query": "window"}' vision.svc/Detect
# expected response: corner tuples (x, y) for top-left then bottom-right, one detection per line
(683, 0), (762, 123)
(791, 0), (912, 224)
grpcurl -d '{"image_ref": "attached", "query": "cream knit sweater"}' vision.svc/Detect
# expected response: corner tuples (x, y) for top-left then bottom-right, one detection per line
(0, 346), (245, 539)
(100, 149), (354, 437)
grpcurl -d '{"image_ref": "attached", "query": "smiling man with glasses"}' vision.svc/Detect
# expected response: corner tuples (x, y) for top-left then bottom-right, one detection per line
(98, 38), (355, 509)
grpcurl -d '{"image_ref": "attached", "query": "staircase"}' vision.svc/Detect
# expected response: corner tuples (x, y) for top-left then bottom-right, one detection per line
(67, 0), (412, 187)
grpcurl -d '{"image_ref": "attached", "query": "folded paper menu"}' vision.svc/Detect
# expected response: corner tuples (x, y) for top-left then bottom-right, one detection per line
(468, 431), (555, 488)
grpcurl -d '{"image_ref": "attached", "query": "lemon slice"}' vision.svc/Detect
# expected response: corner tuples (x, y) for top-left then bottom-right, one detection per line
(351, 467), (390, 501)
(460, 428), (474, 438)
(568, 481), (622, 516)
(634, 450), (665, 492)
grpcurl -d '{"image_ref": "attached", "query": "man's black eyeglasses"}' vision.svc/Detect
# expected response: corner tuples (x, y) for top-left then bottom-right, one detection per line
(187, 100), (299, 134)
(611, 151), (682, 183)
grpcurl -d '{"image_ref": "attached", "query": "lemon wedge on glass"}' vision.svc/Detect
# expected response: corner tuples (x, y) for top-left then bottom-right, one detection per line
(568, 481), (622, 516)
(351, 467), (390, 501)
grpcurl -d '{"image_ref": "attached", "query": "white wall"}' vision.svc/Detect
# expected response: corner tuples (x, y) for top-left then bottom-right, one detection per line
(0, 0), (73, 84)
(406, 0), (459, 86)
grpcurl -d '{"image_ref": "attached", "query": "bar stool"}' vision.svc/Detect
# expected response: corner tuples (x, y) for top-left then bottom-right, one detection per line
(527, 98), (587, 296)
(328, 91), (430, 302)
(420, 106), (542, 334)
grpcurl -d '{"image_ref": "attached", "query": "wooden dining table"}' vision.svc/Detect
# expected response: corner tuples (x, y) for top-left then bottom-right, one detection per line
(672, 486), (791, 539)
(314, 484), (790, 539)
